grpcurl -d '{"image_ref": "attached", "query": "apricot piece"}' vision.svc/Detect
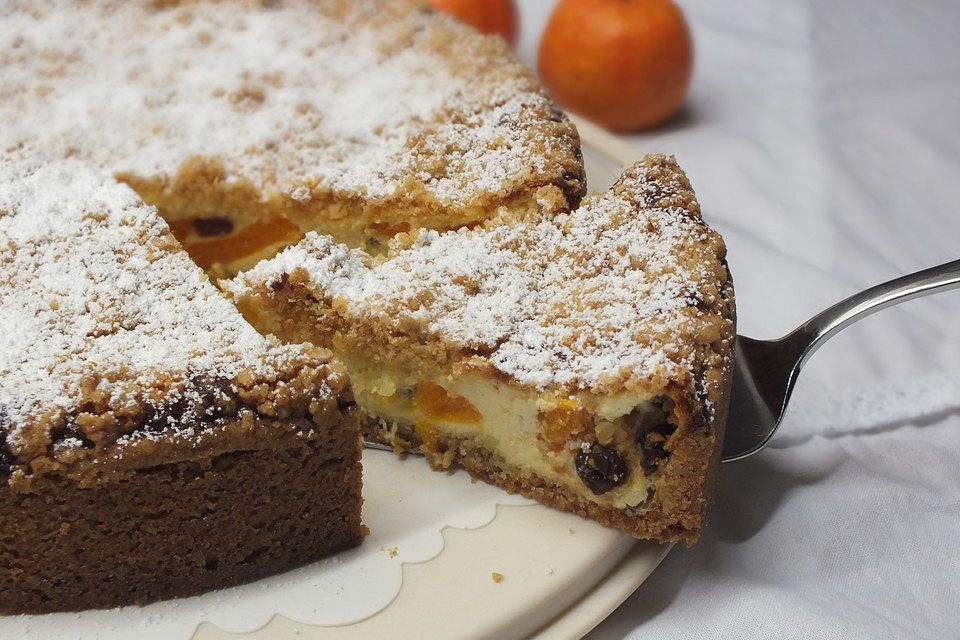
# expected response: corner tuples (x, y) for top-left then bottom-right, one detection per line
(538, 400), (590, 451)
(415, 381), (482, 425)
(181, 215), (303, 270)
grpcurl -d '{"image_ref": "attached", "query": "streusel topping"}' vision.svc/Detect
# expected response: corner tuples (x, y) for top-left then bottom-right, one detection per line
(1, 0), (581, 206)
(228, 155), (733, 393)
(0, 151), (336, 461)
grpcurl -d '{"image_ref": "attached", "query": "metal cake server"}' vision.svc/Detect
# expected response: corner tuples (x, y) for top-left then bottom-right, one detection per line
(722, 258), (960, 462)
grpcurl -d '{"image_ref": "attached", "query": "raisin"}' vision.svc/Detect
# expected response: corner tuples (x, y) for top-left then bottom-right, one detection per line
(139, 376), (236, 434)
(623, 402), (678, 475)
(143, 395), (188, 433)
(575, 442), (628, 495)
(193, 376), (234, 421)
(637, 424), (676, 475)
(193, 216), (234, 237)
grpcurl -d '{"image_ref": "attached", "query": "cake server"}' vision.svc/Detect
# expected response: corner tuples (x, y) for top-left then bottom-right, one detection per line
(722, 258), (960, 462)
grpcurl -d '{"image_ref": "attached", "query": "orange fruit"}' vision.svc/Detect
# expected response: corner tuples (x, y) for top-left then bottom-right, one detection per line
(424, 0), (519, 47)
(538, 0), (694, 131)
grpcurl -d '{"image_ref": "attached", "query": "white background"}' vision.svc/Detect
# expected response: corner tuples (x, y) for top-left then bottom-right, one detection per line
(516, 1), (960, 638)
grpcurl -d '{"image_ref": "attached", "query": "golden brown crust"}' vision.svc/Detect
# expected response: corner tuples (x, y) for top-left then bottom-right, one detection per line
(5, 347), (350, 478)
(8, 381), (351, 491)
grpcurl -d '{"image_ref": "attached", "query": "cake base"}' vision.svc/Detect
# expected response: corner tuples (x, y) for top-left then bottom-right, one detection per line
(367, 396), (728, 546)
(0, 427), (365, 614)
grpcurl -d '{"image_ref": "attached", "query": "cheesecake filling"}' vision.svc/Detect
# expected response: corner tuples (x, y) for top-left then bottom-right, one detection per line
(342, 360), (676, 511)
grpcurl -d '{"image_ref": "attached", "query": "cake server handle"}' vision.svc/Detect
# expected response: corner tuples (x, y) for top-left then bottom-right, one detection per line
(723, 257), (960, 462)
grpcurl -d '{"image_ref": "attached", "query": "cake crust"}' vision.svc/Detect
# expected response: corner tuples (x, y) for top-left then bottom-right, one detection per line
(0, 414), (365, 614)
(228, 155), (736, 543)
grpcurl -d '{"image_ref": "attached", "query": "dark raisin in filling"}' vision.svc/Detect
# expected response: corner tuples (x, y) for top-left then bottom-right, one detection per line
(193, 216), (234, 238)
(624, 403), (677, 475)
(575, 442), (628, 495)
(637, 423), (677, 475)
(140, 377), (234, 434)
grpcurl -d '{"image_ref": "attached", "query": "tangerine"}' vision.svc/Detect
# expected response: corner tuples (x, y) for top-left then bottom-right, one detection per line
(424, 0), (519, 47)
(538, 0), (694, 131)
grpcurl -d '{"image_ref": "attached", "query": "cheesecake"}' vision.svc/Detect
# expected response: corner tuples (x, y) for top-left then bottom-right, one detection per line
(227, 155), (735, 543)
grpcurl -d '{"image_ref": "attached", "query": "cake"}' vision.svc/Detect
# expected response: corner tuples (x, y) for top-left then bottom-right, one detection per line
(0, 0), (733, 616)
(0, 153), (367, 613)
(226, 155), (736, 543)
(1, 0), (585, 275)
(0, 0), (590, 614)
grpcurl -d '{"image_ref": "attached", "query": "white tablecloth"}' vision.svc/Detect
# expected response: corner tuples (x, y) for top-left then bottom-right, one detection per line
(517, 2), (960, 638)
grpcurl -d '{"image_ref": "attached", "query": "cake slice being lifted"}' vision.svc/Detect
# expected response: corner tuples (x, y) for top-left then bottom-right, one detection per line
(227, 155), (735, 543)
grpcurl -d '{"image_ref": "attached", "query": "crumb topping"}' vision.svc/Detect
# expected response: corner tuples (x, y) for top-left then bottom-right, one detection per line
(0, 0), (581, 207)
(229, 155), (733, 394)
(0, 152), (337, 463)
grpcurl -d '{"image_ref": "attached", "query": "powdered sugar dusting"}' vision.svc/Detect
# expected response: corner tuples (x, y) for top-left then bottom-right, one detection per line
(1, 0), (576, 205)
(0, 151), (320, 454)
(231, 157), (732, 392)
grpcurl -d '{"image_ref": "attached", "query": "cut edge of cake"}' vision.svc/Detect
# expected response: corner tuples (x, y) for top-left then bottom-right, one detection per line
(225, 155), (736, 544)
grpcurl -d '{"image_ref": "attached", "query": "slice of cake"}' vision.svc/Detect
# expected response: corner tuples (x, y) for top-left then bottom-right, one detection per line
(227, 155), (736, 543)
(0, 153), (366, 613)
(2, 0), (584, 274)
